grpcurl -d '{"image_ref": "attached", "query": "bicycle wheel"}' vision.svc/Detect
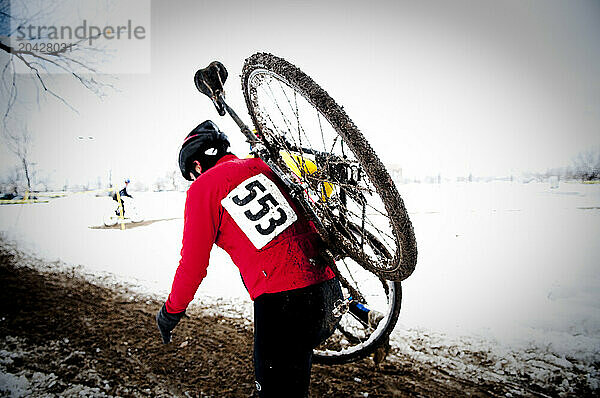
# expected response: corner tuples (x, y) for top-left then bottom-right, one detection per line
(241, 53), (417, 281)
(103, 214), (118, 227)
(129, 207), (144, 223)
(314, 254), (402, 364)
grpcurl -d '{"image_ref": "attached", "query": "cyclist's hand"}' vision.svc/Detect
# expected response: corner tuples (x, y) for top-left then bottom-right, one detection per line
(156, 304), (185, 344)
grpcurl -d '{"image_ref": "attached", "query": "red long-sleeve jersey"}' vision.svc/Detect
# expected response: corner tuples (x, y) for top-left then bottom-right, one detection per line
(165, 154), (335, 313)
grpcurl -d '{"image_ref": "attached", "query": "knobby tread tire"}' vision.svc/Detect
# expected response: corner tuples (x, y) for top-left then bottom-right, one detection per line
(241, 52), (417, 281)
(314, 281), (402, 365)
(241, 53), (414, 363)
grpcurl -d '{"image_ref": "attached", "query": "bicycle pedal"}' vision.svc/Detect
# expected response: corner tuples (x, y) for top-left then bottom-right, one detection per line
(332, 299), (348, 318)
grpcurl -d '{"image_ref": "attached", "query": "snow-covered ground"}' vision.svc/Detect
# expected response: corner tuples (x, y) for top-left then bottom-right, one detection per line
(1, 181), (599, 393)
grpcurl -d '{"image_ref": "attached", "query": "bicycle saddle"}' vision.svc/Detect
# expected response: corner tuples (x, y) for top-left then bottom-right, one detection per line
(194, 61), (228, 115)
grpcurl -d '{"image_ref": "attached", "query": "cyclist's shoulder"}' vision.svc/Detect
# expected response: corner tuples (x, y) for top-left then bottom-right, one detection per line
(220, 154), (266, 169)
(188, 155), (268, 196)
(206, 155), (269, 179)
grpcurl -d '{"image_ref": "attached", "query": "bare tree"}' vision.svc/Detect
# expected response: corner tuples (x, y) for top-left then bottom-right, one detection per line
(572, 147), (600, 181)
(168, 170), (178, 190)
(153, 172), (172, 192)
(4, 124), (33, 191)
(0, 1), (116, 194)
(33, 170), (50, 192)
(0, 0), (112, 120)
(0, 165), (19, 197)
(153, 169), (189, 192)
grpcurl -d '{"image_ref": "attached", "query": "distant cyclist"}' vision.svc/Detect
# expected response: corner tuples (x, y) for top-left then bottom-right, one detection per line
(112, 178), (133, 216)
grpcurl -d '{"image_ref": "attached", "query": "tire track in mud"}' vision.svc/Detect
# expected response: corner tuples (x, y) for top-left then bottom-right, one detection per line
(89, 218), (181, 230)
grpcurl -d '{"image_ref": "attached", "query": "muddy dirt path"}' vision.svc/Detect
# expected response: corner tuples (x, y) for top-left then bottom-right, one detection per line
(88, 218), (180, 230)
(0, 245), (582, 397)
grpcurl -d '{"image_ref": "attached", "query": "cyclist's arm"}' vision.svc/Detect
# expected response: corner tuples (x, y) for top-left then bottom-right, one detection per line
(165, 181), (220, 313)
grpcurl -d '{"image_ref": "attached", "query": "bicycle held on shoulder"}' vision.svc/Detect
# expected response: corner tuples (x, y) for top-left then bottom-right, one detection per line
(194, 53), (417, 364)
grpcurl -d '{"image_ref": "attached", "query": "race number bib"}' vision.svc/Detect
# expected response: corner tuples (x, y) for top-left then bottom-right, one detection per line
(222, 174), (297, 249)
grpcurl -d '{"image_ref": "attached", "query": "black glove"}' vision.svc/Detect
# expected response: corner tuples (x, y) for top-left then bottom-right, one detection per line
(156, 304), (185, 344)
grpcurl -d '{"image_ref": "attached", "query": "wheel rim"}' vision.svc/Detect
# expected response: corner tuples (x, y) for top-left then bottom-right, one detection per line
(313, 258), (399, 361)
(245, 68), (402, 276)
(242, 54), (409, 362)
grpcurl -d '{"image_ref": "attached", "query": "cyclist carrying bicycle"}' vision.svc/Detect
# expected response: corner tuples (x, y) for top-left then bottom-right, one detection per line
(112, 178), (133, 216)
(156, 120), (343, 397)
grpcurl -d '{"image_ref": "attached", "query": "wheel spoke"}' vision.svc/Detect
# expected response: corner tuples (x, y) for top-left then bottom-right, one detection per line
(243, 53), (411, 363)
(254, 71), (399, 266)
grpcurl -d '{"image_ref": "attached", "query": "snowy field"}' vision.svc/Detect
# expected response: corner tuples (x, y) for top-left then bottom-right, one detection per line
(1, 181), (599, 392)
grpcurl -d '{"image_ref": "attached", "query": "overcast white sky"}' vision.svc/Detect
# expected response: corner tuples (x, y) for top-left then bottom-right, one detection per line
(1, 0), (599, 187)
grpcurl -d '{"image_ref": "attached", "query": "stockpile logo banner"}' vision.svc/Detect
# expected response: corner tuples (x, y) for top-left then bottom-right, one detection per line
(2, 0), (151, 74)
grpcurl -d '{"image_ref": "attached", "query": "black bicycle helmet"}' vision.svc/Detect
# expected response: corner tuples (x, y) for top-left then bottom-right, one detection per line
(178, 120), (230, 181)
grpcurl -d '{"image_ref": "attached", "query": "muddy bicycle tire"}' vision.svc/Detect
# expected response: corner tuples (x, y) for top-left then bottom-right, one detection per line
(241, 53), (413, 362)
(103, 215), (118, 227)
(315, 279), (402, 365)
(241, 52), (417, 281)
(311, 220), (402, 363)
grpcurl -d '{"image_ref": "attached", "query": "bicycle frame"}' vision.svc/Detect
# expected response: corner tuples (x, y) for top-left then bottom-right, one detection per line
(213, 92), (327, 229)
(197, 59), (400, 294)
(194, 55), (409, 364)
(195, 60), (395, 271)
(207, 93), (369, 304)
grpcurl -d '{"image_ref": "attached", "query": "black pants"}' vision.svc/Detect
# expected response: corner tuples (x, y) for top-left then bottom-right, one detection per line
(113, 197), (125, 216)
(253, 277), (341, 398)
